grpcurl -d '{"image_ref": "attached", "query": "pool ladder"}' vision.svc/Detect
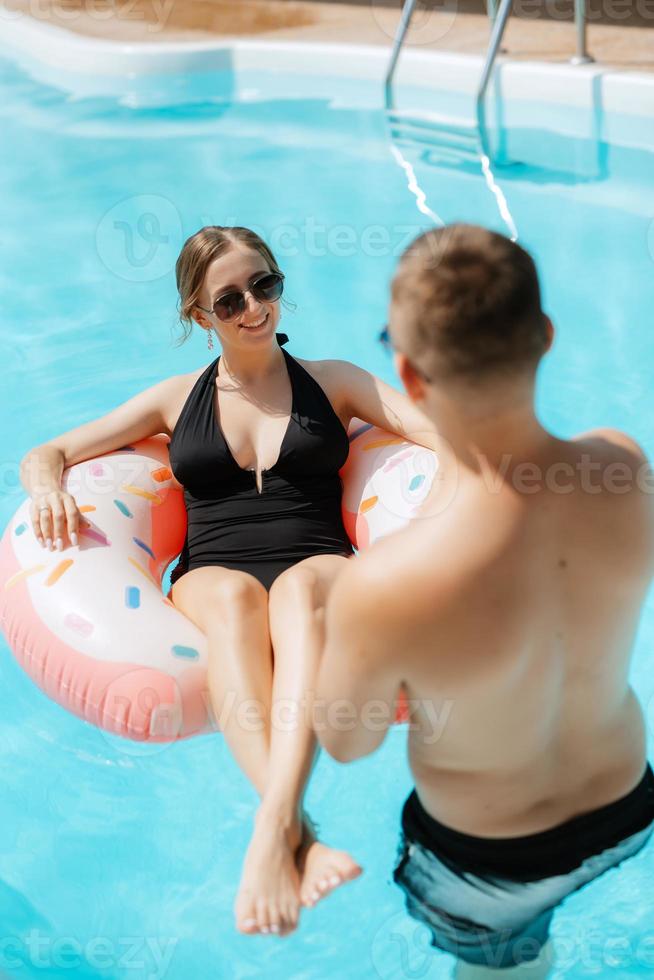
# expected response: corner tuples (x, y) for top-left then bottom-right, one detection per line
(383, 0), (603, 239)
(385, 0), (594, 109)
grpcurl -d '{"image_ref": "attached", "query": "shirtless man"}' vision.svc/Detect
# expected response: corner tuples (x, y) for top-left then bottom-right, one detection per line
(315, 224), (654, 977)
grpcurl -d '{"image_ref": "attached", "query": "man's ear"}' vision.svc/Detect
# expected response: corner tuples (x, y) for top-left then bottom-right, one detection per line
(544, 315), (555, 352)
(394, 351), (428, 403)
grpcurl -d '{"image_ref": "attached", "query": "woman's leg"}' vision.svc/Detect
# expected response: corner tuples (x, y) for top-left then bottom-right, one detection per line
(242, 555), (361, 919)
(170, 557), (360, 937)
(170, 562), (322, 938)
(170, 566), (273, 796)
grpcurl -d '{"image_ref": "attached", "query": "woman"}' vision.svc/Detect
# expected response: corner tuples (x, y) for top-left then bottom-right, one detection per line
(20, 225), (438, 939)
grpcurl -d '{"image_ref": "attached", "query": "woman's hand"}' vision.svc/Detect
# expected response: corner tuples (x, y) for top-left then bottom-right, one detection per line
(30, 490), (84, 551)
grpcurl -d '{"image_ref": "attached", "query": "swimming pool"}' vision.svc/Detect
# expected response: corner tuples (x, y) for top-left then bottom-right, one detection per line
(1, 33), (654, 979)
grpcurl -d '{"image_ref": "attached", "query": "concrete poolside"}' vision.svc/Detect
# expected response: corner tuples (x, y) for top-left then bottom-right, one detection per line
(3, 0), (653, 73)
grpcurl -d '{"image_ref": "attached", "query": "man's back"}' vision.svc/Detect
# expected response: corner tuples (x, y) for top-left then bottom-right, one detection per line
(397, 428), (654, 837)
(317, 224), (654, 974)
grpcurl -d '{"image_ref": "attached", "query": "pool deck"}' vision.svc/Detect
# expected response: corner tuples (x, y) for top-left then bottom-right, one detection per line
(4, 0), (654, 73)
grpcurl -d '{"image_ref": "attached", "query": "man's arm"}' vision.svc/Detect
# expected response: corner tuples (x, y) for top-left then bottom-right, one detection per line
(316, 557), (405, 763)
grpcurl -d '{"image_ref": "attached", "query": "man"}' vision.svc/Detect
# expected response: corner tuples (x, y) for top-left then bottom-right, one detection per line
(315, 224), (654, 978)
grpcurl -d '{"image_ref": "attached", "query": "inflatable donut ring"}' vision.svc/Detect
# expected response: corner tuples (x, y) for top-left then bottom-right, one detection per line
(0, 423), (438, 742)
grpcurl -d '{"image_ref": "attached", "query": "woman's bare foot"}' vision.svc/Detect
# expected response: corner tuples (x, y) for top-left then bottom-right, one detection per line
(235, 805), (304, 937)
(297, 812), (363, 908)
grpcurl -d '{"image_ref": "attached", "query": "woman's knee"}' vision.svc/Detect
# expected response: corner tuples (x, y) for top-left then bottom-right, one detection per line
(268, 563), (322, 611)
(207, 570), (268, 616)
(171, 565), (268, 631)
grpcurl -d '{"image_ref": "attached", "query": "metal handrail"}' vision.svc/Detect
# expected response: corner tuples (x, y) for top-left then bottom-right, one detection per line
(384, 0), (419, 106)
(477, 0), (513, 105)
(384, 0), (594, 108)
(572, 0), (594, 64)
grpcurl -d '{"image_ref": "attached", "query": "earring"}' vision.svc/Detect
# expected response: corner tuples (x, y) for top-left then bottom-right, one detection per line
(207, 328), (214, 351)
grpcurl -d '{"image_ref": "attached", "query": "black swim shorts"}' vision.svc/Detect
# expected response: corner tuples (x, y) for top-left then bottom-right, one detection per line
(393, 764), (654, 969)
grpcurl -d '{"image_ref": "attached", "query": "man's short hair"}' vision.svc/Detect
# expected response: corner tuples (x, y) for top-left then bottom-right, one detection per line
(391, 224), (549, 384)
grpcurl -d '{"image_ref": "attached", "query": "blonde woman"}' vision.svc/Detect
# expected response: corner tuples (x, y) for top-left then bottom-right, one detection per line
(20, 225), (437, 938)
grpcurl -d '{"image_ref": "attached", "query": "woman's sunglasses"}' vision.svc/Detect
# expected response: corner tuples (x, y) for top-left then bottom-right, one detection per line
(379, 324), (432, 383)
(197, 272), (285, 322)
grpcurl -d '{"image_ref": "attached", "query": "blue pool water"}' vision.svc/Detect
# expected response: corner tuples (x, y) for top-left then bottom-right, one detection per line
(1, 51), (654, 979)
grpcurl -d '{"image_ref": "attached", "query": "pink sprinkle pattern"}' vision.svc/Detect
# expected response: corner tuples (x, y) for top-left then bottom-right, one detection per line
(63, 612), (95, 637)
(383, 449), (413, 473)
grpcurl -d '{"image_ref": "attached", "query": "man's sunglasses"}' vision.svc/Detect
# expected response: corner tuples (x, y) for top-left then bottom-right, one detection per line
(379, 324), (432, 383)
(378, 324), (393, 355)
(196, 272), (285, 322)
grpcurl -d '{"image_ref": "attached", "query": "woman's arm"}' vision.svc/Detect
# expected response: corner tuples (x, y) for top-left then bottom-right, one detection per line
(20, 373), (182, 551)
(328, 360), (439, 452)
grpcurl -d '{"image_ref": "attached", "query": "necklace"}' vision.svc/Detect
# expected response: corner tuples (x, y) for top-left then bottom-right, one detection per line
(219, 352), (285, 389)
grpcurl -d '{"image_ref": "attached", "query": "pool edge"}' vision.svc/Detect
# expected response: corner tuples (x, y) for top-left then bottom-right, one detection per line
(1, 10), (653, 121)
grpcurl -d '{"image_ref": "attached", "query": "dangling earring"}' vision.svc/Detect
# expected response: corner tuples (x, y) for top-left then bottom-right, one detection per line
(207, 327), (214, 351)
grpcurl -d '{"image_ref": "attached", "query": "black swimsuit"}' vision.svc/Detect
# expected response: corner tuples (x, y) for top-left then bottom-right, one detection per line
(168, 332), (354, 590)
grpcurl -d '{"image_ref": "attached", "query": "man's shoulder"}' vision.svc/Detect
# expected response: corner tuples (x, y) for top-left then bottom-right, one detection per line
(571, 427), (650, 466)
(328, 539), (437, 677)
(568, 427), (653, 504)
(345, 522), (459, 622)
(569, 428), (654, 571)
